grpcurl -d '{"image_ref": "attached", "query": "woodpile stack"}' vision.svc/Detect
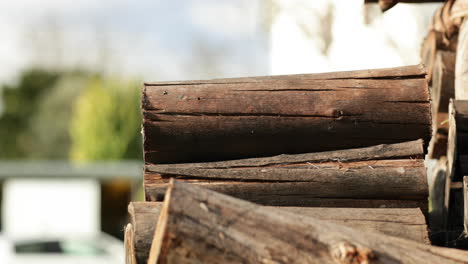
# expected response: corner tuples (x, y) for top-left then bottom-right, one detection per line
(123, 64), (468, 263)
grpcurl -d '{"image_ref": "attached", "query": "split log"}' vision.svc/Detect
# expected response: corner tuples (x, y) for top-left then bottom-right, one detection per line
(142, 65), (431, 164)
(464, 176), (468, 235)
(129, 202), (163, 264)
(145, 140), (428, 207)
(428, 51), (455, 159)
(124, 224), (137, 264)
(147, 180), (468, 264)
(456, 18), (468, 100)
(129, 202), (429, 263)
(429, 157), (447, 245)
(447, 100), (468, 181)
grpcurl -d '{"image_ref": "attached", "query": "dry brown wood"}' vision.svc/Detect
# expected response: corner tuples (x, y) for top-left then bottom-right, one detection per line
(365, 0), (445, 12)
(142, 65), (431, 164)
(147, 180), (468, 264)
(429, 157), (447, 245)
(144, 141), (428, 206)
(428, 51), (455, 159)
(447, 100), (468, 182)
(129, 202), (429, 263)
(124, 224), (137, 264)
(464, 176), (468, 235)
(128, 202), (162, 264)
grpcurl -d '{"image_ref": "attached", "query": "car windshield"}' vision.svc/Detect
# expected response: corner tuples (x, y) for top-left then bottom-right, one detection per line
(15, 240), (106, 256)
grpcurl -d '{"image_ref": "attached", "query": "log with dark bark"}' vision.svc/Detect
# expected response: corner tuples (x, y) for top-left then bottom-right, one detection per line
(129, 202), (429, 263)
(145, 140), (428, 207)
(142, 65), (431, 164)
(428, 51), (455, 159)
(147, 180), (468, 264)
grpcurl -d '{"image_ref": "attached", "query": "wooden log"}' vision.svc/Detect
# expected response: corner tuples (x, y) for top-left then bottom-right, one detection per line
(428, 51), (455, 158)
(431, 51), (455, 117)
(145, 140), (428, 207)
(142, 65), (431, 164)
(429, 157), (447, 245)
(464, 176), (468, 235)
(447, 100), (468, 181)
(124, 224), (137, 264)
(456, 17), (468, 100)
(129, 202), (429, 263)
(365, 0), (446, 12)
(129, 202), (163, 264)
(147, 180), (468, 264)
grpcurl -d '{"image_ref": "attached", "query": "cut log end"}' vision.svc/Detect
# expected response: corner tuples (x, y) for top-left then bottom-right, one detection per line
(330, 241), (376, 264)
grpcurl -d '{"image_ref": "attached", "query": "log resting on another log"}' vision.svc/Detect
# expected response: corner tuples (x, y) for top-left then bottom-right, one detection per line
(147, 180), (468, 264)
(129, 202), (429, 264)
(142, 64), (430, 164)
(145, 140), (428, 207)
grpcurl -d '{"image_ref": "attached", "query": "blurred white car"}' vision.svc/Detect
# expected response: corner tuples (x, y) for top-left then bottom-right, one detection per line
(0, 233), (124, 264)
(1, 178), (124, 263)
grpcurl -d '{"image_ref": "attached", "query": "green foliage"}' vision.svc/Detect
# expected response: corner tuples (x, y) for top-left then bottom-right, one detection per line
(0, 69), (61, 159)
(69, 77), (142, 161)
(28, 75), (87, 159)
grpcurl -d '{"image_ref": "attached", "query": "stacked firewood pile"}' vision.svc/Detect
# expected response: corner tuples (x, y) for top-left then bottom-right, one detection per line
(123, 64), (468, 263)
(399, 0), (468, 248)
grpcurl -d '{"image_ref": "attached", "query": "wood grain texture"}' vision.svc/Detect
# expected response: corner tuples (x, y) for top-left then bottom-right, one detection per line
(124, 224), (137, 264)
(429, 157), (447, 245)
(464, 176), (468, 235)
(144, 141), (428, 206)
(129, 202), (429, 264)
(147, 180), (468, 264)
(428, 51), (455, 159)
(447, 100), (468, 181)
(142, 65), (431, 164)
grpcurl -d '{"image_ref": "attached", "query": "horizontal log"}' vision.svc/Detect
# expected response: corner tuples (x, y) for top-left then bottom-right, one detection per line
(142, 65), (431, 164)
(147, 180), (468, 264)
(144, 141), (428, 204)
(130, 202), (429, 264)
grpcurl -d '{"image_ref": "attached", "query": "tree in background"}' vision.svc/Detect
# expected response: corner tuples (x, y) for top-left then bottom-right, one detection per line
(0, 69), (61, 159)
(28, 73), (89, 159)
(69, 77), (142, 161)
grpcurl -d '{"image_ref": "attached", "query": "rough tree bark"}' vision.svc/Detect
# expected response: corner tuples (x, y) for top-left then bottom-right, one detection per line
(142, 65), (431, 164)
(147, 180), (468, 264)
(129, 202), (429, 263)
(145, 140), (428, 207)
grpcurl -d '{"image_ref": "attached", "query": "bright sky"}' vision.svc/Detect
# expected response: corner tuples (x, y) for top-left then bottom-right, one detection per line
(0, 0), (269, 83)
(0, 0), (441, 83)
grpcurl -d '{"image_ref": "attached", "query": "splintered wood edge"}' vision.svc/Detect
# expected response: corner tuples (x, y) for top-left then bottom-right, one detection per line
(464, 176), (468, 235)
(147, 179), (173, 264)
(125, 224), (137, 264)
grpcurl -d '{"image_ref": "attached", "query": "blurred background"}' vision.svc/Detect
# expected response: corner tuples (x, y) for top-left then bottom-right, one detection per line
(0, 0), (441, 262)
